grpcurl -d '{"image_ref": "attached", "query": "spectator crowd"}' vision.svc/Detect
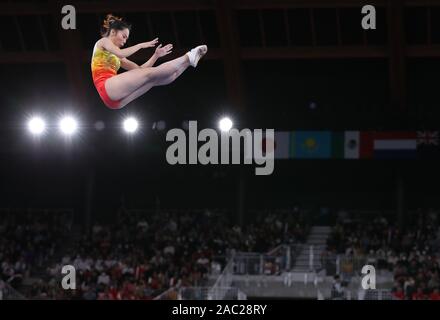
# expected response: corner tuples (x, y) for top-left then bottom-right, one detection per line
(1, 207), (307, 299)
(323, 208), (440, 300)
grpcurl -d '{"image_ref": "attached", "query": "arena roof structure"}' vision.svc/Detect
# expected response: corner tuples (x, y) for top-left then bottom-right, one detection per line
(1, 0), (440, 113)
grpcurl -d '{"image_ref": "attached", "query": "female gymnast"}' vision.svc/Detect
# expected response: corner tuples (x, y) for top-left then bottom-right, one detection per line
(91, 14), (208, 109)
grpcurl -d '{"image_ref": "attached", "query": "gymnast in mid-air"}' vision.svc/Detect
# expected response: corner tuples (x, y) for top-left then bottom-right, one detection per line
(91, 14), (208, 109)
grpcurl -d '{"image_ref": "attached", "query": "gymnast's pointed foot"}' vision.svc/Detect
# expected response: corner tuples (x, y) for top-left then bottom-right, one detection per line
(187, 45), (208, 67)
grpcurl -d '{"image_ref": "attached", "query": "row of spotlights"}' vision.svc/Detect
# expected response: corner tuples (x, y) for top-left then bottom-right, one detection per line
(28, 116), (79, 136)
(27, 116), (234, 136)
(27, 116), (139, 136)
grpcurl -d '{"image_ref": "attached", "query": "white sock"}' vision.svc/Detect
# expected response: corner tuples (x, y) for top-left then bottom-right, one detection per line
(187, 45), (207, 67)
(186, 51), (195, 66)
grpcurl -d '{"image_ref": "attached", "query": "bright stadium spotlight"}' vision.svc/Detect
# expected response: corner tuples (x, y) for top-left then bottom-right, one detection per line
(123, 117), (139, 133)
(59, 116), (78, 135)
(219, 116), (233, 132)
(27, 117), (46, 135)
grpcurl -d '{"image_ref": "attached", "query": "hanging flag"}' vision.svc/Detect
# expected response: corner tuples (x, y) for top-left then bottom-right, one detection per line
(292, 131), (331, 159)
(373, 131), (417, 159)
(417, 131), (440, 159)
(250, 130), (439, 160)
(417, 131), (439, 146)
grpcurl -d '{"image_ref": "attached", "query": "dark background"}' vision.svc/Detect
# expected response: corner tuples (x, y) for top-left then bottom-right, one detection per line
(0, 0), (439, 226)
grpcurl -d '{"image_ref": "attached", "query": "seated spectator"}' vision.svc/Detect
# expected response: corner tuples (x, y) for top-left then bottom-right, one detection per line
(412, 287), (427, 300)
(392, 286), (405, 300)
(429, 288), (440, 300)
(331, 275), (345, 300)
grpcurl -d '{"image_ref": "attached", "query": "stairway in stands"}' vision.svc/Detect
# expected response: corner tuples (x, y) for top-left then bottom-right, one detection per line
(291, 226), (332, 272)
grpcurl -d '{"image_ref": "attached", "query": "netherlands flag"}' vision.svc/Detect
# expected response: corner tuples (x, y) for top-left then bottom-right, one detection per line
(373, 132), (417, 159)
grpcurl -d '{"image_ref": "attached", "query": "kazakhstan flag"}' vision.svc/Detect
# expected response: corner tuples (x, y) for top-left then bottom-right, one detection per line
(291, 131), (332, 159)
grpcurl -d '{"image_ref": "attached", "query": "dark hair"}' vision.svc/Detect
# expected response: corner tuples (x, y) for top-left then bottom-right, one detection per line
(100, 14), (131, 37)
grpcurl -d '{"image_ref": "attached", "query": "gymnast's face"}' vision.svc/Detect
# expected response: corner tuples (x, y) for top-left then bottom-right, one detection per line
(110, 28), (130, 48)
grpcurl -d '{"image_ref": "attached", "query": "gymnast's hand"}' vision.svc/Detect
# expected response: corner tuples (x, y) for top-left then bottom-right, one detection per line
(155, 44), (173, 58)
(140, 38), (159, 49)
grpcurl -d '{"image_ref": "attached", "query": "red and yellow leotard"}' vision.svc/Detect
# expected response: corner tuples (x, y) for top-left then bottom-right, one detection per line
(91, 43), (122, 109)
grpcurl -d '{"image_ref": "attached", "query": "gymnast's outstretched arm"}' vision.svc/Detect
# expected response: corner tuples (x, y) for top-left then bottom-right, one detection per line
(141, 44), (173, 68)
(101, 37), (158, 59)
(140, 53), (158, 68)
(120, 44), (173, 70)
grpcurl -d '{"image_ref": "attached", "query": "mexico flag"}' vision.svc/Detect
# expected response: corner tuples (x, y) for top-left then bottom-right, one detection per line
(331, 131), (368, 159)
